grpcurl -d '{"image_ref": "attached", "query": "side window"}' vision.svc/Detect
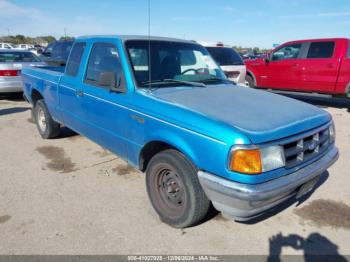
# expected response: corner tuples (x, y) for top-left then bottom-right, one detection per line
(65, 42), (86, 77)
(85, 43), (124, 89)
(307, 42), (335, 58)
(271, 44), (302, 61)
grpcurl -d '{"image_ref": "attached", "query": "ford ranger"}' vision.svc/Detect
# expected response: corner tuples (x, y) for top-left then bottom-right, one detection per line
(22, 35), (339, 228)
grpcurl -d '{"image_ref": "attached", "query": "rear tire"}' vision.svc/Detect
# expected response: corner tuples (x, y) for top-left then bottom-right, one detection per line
(245, 74), (256, 88)
(146, 149), (210, 228)
(34, 99), (60, 139)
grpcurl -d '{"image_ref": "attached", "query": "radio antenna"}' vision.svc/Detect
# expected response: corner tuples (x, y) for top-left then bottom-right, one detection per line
(148, 0), (152, 89)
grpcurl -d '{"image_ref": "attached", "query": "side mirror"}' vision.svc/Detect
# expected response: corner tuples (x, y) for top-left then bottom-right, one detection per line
(99, 71), (125, 92)
(37, 49), (43, 54)
(264, 57), (270, 63)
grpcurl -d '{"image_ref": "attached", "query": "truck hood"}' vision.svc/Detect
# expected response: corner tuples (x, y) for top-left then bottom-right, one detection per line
(148, 84), (331, 144)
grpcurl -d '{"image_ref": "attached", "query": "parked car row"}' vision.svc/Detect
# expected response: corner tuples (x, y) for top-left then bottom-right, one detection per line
(0, 42), (45, 55)
(2, 37), (350, 99)
(21, 35), (338, 228)
(0, 42), (15, 49)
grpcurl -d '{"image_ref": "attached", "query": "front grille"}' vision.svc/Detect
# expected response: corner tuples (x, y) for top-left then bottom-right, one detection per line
(283, 126), (331, 168)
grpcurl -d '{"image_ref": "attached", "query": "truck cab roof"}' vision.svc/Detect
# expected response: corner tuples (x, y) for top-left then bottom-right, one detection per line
(77, 35), (196, 44)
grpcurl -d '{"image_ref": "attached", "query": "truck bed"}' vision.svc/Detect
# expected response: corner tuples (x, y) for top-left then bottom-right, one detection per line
(22, 65), (66, 123)
(22, 65), (64, 84)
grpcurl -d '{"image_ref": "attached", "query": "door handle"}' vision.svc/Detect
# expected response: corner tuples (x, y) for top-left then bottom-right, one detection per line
(76, 90), (84, 97)
(292, 64), (299, 68)
(327, 63), (334, 68)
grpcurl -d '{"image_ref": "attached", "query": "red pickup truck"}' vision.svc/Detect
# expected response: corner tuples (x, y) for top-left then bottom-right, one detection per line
(245, 38), (350, 97)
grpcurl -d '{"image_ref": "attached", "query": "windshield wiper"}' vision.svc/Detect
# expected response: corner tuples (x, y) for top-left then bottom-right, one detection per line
(141, 79), (206, 88)
(198, 77), (232, 85)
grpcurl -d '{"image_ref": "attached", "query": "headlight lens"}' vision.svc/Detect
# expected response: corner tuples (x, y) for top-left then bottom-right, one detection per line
(329, 122), (335, 144)
(260, 146), (285, 172)
(230, 145), (285, 174)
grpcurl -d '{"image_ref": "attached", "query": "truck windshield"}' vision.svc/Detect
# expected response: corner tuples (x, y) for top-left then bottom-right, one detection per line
(0, 52), (42, 63)
(206, 47), (244, 66)
(125, 40), (229, 88)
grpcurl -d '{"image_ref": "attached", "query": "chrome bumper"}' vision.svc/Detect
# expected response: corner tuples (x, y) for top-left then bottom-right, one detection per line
(198, 146), (339, 221)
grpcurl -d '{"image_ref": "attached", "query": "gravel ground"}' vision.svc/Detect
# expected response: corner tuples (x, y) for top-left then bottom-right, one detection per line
(0, 94), (349, 257)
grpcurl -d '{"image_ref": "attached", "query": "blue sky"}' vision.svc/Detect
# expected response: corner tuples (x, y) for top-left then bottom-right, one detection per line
(1, 0), (350, 48)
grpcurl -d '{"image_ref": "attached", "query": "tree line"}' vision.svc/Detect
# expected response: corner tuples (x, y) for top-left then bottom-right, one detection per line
(0, 35), (74, 45)
(233, 46), (271, 55)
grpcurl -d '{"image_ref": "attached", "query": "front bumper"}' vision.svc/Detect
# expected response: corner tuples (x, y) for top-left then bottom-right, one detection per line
(198, 146), (339, 221)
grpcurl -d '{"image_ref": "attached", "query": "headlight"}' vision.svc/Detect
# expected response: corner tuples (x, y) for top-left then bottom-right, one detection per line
(229, 145), (285, 175)
(329, 122), (335, 144)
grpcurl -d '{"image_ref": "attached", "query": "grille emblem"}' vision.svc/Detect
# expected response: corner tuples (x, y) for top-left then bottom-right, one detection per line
(308, 141), (317, 151)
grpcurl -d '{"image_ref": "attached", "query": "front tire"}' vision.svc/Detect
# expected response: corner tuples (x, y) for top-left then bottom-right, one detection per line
(146, 149), (210, 228)
(245, 74), (256, 88)
(34, 99), (60, 139)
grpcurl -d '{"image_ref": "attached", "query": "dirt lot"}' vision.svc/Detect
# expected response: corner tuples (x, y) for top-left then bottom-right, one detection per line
(0, 94), (349, 256)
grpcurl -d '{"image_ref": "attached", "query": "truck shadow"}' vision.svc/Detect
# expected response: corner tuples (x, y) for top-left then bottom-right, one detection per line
(282, 93), (350, 112)
(0, 107), (30, 116)
(57, 127), (79, 139)
(235, 171), (329, 225)
(267, 232), (348, 262)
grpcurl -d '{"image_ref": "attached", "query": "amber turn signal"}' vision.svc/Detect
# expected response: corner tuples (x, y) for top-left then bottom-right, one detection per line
(230, 149), (262, 174)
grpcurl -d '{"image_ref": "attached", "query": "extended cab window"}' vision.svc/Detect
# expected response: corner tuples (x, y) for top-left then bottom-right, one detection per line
(85, 43), (124, 88)
(65, 42), (86, 76)
(272, 44), (302, 61)
(307, 41), (335, 58)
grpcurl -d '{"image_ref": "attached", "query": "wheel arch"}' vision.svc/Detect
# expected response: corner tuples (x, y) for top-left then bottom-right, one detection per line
(246, 70), (257, 86)
(139, 139), (196, 172)
(346, 81), (350, 95)
(31, 88), (44, 105)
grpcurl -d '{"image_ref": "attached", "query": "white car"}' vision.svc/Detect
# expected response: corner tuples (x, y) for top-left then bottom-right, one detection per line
(0, 43), (14, 50)
(199, 41), (246, 85)
(0, 50), (46, 93)
(13, 44), (35, 50)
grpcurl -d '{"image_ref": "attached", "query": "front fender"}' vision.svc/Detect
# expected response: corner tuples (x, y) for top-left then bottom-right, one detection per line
(143, 128), (198, 165)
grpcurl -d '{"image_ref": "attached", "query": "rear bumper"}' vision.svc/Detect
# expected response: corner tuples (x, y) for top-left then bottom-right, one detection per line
(0, 79), (23, 93)
(221, 65), (246, 85)
(198, 146), (339, 221)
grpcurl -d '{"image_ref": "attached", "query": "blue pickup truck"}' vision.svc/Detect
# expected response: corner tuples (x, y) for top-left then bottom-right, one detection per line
(22, 35), (339, 228)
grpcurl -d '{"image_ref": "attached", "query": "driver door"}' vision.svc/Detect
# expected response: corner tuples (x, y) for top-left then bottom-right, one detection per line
(80, 42), (129, 158)
(260, 43), (304, 90)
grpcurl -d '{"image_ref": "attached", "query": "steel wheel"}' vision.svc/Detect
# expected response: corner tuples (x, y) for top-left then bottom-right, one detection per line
(37, 107), (47, 132)
(34, 99), (60, 139)
(154, 167), (187, 219)
(146, 149), (210, 228)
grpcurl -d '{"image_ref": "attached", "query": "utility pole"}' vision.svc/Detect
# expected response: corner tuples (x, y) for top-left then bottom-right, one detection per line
(64, 28), (67, 38)
(6, 28), (10, 37)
